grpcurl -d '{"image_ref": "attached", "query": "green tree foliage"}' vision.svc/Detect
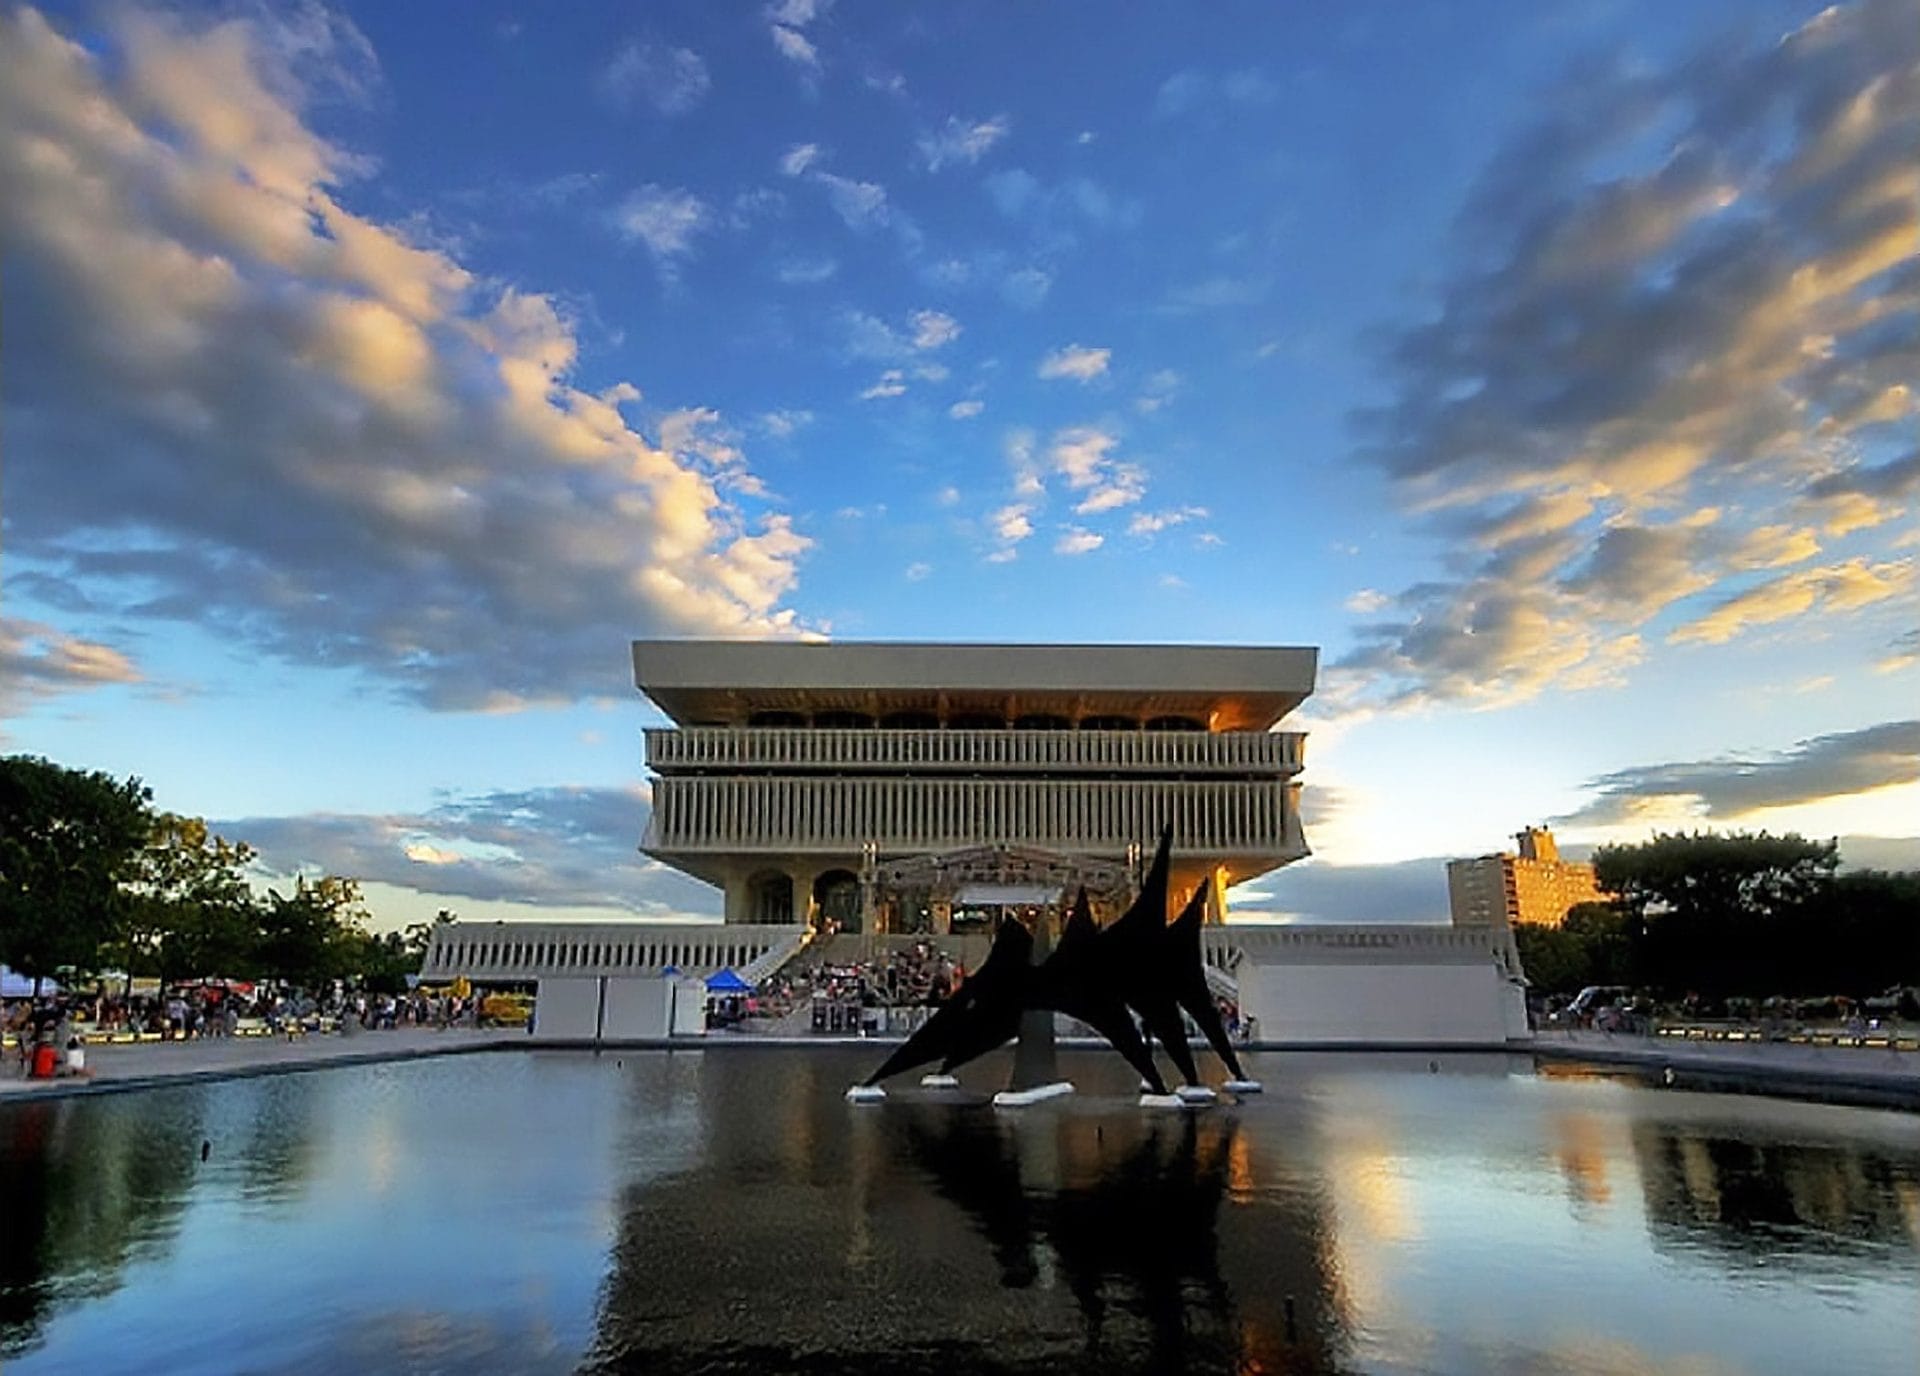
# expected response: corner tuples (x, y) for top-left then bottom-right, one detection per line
(1595, 831), (1838, 926)
(1512, 901), (1640, 994)
(124, 814), (259, 987)
(255, 876), (373, 989)
(1590, 831), (1914, 999)
(0, 756), (152, 987)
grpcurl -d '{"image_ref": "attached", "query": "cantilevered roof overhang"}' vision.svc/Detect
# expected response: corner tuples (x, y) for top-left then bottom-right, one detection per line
(631, 640), (1317, 732)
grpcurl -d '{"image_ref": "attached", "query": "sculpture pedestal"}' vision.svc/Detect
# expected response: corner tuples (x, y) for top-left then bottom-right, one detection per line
(993, 1081), (1075, 1107)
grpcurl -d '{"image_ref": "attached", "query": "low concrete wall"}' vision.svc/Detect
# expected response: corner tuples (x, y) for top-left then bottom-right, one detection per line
(533, 977), (602, 1041)
(604, 978), (670, 1040)
(1239, 960), (1518, 1045)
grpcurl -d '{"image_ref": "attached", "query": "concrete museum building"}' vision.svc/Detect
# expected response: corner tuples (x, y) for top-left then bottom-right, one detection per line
(423, 640), (1530, 1048)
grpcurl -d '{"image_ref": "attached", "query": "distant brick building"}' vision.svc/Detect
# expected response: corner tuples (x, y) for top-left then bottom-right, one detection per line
(1447, 826), (1605, 929)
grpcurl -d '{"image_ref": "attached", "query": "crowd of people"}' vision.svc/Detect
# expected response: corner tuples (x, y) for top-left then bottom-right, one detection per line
(752, 940), (968, 1035)
(3, 982), (498, 1080)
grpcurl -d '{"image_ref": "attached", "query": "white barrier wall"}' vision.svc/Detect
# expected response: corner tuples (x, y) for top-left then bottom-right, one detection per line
(670, 979), (708, 1036)
(532, 977), (602, 1041)
(1238, 961), (1515, 1046)
(603, 978), (671, 1040)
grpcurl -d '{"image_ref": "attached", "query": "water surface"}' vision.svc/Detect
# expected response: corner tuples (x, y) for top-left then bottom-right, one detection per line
(2, 1050), (1915, 1374)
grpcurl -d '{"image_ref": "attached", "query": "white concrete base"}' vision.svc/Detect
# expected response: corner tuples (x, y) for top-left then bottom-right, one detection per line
(1176, 1085), (1218, 1104)
(919, 1073), (961, 1088)
(1222, 1079), (1263, 1094)
(993, 1081), (1075, 1107)
(845, 1084), (887, 1103)
(1139, 1092), (1185, 1109)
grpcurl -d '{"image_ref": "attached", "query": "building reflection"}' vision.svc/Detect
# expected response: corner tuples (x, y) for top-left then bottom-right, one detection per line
(584, 1054), (1349, 1374)
(1631, 1122), (1920, 1266)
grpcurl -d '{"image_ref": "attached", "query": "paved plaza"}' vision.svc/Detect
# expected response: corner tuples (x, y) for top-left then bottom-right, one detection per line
(0, 1027), (524, 1098)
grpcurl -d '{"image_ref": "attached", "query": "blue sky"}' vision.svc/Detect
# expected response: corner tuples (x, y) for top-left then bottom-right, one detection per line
(3, 0), (1915, 927)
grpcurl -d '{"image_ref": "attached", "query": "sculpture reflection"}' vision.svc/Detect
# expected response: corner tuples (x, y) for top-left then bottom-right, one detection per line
(585, 1067), (1349, 1374)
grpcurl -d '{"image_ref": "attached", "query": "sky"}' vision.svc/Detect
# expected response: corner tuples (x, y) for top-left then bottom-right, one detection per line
(2, 0), (1915, 929)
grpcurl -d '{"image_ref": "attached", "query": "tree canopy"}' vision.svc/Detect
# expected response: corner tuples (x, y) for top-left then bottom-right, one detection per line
(1, 754), (428, 993)
(0, 756), (152, 985)
(1518, 830), (1915, 1001)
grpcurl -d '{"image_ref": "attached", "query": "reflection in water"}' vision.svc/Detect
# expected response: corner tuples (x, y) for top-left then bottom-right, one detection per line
(0, 1090), (207, 1354)
(1634, 1124), (1920, 1267)
(585, 1057), (1346, 1375)
(1, 1051), (1916, 1375)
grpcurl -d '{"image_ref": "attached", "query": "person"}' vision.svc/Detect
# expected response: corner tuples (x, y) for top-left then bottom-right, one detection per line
(63, 1035), (93, 1079)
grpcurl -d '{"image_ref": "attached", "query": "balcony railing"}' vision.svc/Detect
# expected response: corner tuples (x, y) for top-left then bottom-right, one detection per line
(422, 922), (800, 979)
(645, 726), (1303, 775)
(645, 775), (1304, 856)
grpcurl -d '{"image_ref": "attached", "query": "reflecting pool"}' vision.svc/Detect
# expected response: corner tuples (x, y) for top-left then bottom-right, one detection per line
(3, 1050), (1916, 1374)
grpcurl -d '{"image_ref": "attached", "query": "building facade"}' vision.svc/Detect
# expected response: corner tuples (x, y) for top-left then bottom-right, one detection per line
(418, 639), (1533, 1048)
(633, 640), (1318, 931)
(1447, 826), (1605, 929)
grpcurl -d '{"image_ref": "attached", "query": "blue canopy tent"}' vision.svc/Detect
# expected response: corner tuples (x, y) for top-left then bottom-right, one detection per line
(705, 968), (753, 994)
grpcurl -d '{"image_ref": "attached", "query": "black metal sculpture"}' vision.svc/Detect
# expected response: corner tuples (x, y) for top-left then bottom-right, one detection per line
(859, 826), (1242, 1095)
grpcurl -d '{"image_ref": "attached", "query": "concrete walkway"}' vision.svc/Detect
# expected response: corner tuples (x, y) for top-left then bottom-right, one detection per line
(0, 1028), (523, 1100)
(1530, 1027), (1920, 1107)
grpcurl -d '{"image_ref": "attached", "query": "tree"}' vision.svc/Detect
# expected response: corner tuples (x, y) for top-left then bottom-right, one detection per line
(0, 756), (152, 990)
(123, 814), (260, 988)
(1595, 831), (1838, 924)
(1512, 922), (1591, 994)
(1594, 831), (1839, 997)
(255, 876), (370, 990)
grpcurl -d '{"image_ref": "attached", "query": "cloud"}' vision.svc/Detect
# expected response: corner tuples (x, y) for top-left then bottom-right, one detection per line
(766, 0), (824, 73)
(1, 7), (810, 711)
(599, 41), (709, 115)
(1879, 627), (1920, 672)
(843, 308), (957, 361)
(1669, 557), (1912, 644)
(779, 142), (821, 177)
(984, 170), (1139, 251)
(614, 184), (710, 262)
(1054, 527), (1104, 556)
(814, 171), (888, 229)
(1002, 266), (1052, 308)
(226, 784), (720, 917)
(1558, 719), (1920, 825)
(1341, 0), (1920, 710)
(1047, 427), (1136, 503)
(859, 370), (907, 400)
(909, 309), (961, 350)
(776, 256), (837, 284)
(1126, 506), (1206, 538)
(1134, 368), (1181, 413)
(904, 561), (931, 582)
(1344, 588), (1391, 614)
(1073, 465), (1145, 514)
(0, 616), (142, 719)
(948, 399), (984, 420)
(1038, 344), (1111, 382)
(1154, 68), (1279, 121)
(918, 115), (1010, 171)
(757, 409), (813, 438)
